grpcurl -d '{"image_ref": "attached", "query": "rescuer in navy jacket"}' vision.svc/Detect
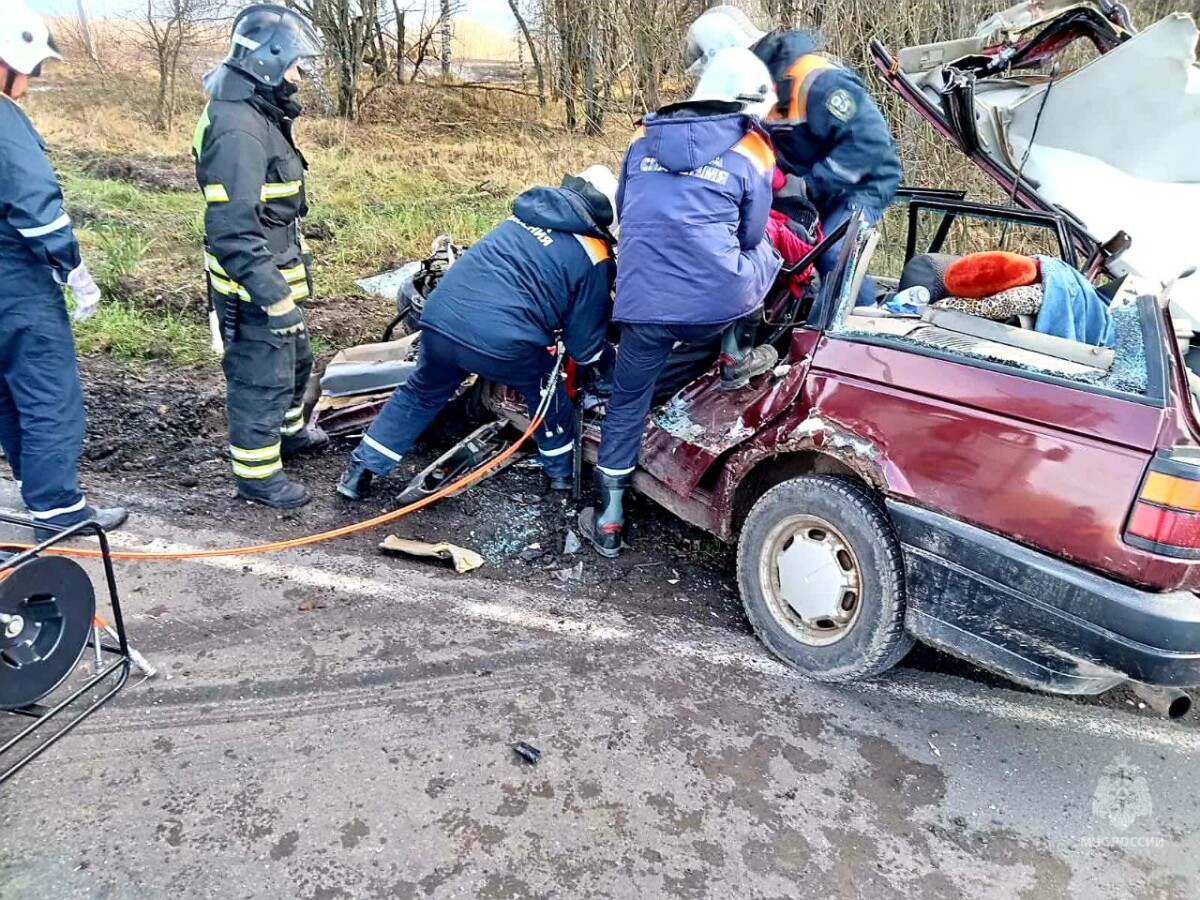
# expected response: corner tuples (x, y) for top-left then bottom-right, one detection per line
(685, 7), (903, 305)
(0, 3), (126, 535)
(337, 168), (618, 501)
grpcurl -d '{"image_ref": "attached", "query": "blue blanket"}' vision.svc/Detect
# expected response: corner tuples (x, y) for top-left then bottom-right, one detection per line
(1035, 256), (1115, 348)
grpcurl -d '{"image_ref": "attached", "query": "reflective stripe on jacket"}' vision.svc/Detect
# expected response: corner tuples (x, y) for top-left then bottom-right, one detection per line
(0, 95), (82, 307)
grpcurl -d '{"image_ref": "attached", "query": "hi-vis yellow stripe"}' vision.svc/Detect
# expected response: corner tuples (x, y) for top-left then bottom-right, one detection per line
(731, 131), (776, 177)
(230, 442), (282, 479)
(261, 181), (302, 201)
(774, 52), (838, 123)
(208, 273), (251, 302)
(203, 184), (230, 203)
(206, 255), (309, 302)
(574, 234), (611, 265)
(230, 443), (281, 463)
(280, 264), (307, 284)
(232, 459), (283, 479)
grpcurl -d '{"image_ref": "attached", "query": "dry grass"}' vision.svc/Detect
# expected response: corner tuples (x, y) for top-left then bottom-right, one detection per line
(22, 66), (629, 365)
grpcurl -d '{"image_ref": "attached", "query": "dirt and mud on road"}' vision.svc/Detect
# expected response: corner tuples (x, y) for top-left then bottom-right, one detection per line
(76, 355), (743, 626)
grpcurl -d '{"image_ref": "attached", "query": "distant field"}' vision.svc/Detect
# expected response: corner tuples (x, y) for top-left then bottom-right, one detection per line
(49, 15), (519, 65)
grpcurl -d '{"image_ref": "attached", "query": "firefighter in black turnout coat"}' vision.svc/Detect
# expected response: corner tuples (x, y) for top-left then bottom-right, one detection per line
(193, 5), (328, 509)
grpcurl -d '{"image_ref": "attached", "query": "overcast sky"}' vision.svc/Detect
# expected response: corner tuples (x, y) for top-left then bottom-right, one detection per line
(29, 0), (519, 32)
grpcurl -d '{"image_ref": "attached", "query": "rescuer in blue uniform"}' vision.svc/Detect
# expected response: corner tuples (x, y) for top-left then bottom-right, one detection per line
(0, 2), (127, 535)
(194, 5), (329, 509)
(579, 49), (782, 559)
(337, 167), (619, 501)
(685, 6), (903, 305)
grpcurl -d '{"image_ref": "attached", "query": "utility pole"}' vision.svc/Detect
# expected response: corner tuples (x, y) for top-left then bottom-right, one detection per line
(76, 0), (97, 61)
(440, 0), (452, 76)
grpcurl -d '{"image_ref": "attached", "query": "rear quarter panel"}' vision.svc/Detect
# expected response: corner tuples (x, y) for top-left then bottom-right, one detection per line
(804, 336), (1199, 590)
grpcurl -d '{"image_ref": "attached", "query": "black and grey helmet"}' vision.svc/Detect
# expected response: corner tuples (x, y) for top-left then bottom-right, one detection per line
(221, 4), (323, 87)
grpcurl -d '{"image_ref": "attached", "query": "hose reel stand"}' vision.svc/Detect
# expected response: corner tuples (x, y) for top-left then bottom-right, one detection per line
(0, 514), (132, 784)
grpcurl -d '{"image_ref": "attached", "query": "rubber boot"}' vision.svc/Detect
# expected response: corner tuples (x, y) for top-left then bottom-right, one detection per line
(719, 315), (778, 391)
(543, 456), (573, 493)
(578, 469), (631, 559)
(545, 472), (573, 493)
(33, 505), (128, 542)
(282, 425), (330, 459)
(337, 461), (374, 501)
(237, 472), (311, 509)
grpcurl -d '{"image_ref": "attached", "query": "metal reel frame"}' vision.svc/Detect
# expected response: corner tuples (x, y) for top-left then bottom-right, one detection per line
(0, 513), (131, 785)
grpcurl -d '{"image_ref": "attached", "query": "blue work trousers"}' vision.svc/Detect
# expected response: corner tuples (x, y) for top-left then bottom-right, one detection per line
(0, 300), (88, 526)
(597, 322), (728, 475)
(354, 330), (576, 478)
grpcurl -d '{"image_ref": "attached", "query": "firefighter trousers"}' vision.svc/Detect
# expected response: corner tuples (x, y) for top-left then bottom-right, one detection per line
(220, 312), (312, 483)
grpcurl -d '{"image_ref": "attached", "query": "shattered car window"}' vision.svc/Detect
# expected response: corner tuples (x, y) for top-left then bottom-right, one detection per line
(830, 220), (1151, 397)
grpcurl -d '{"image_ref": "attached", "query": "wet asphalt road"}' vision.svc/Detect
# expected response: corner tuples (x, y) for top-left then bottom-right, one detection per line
(1, 482), (1198, 899)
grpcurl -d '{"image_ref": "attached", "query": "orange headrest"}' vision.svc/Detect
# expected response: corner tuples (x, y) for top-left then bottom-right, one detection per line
(944, 251), (1040, 300)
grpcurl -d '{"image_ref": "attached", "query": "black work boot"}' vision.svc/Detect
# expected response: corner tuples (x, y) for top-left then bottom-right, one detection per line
(237, 472), (312, 509)
(578, 469), (631, 559)
(543, 458), (573, 493)
(92, 506), (129, 532)
(282, 426), (330, 459)
(337, 461), (374, 501)
(33, 505), (128, 543)
(545, 473), (573, 493)
(720, 345), (779, 390)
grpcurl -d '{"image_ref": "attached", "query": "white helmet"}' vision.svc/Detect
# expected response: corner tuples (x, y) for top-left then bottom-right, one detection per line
(690, 47), (777, 119)
(0, 1), (61, 76)
(684, 5), (767, 76)
(576, 164), (620, 228)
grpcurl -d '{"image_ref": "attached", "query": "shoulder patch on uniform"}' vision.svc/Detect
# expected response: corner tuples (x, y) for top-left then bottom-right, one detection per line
(574, 233), (611, 265)
(731, 130), (775, 176)
(826, 88), (857, 122)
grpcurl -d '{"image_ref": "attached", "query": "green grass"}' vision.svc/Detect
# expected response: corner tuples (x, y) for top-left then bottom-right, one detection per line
(73, 300), (213, 367)
(35, 76), (616, 365)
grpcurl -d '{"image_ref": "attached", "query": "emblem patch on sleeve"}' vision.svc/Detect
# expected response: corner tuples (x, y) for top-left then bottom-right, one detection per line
(827, 88), (857, 122)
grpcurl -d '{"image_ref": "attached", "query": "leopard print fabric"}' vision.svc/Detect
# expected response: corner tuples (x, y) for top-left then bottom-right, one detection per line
(934, 284), (1044, 321)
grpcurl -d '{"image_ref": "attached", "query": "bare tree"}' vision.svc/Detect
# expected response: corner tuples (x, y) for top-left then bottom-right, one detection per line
(440, 0), (452, 75)
(135, 0), (225, 130)
(290, 0), (378, 117)
(508, 0), (545, 104)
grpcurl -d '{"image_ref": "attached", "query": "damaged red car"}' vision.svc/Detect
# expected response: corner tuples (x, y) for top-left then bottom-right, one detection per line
(330, 1), (1200, 708)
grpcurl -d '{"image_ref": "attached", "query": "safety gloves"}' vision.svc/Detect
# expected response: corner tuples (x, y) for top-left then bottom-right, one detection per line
(67, 263), (102, 322)
(265, 297), (306, 336)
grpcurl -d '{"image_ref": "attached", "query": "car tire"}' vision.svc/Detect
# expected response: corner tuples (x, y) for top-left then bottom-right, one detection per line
(737, 475), (913, 681)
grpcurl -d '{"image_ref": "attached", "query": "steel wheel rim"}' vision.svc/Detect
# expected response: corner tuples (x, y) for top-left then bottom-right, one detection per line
(759, 513), (863, 647)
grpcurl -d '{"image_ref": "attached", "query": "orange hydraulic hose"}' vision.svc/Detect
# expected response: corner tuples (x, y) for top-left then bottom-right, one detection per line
(2, 411), (545, 562)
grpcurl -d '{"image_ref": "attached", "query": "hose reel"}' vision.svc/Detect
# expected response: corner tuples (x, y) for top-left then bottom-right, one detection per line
(1, 556), (96, 711)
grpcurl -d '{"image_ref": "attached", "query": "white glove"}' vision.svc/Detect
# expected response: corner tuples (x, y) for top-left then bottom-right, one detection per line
(67, 263), (102, 322)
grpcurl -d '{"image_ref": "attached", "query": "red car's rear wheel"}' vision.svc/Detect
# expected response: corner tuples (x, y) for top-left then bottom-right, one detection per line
(737, 475), (912, 681)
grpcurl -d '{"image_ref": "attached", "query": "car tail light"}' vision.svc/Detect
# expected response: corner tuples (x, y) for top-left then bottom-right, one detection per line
(1126, 452), (1200, 559)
